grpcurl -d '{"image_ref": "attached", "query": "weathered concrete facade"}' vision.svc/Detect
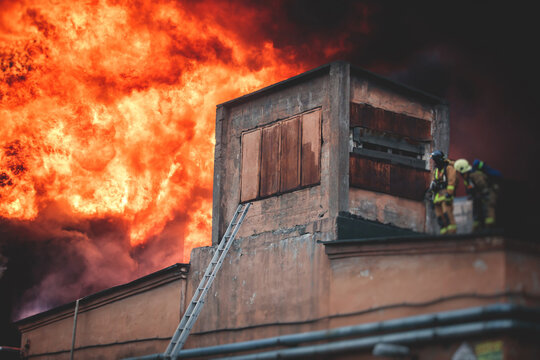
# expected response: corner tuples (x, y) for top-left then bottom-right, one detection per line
(15, 264), (189, 359)
(185, 61), (539, 356)
(186, 234), (540, 355)
(212, 61), (450, 247)
(14, 62), (540, 359)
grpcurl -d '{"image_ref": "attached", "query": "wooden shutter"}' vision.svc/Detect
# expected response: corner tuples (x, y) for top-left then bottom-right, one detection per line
(260, 124), (281, 197)
(240, 129), (261, 202)
(280, 117), (301, 192)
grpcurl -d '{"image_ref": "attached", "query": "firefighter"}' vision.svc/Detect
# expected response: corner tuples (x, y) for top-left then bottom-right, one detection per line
(454, 158), (500, 231)
(428, 150), (457, 235)
(472, 159), (503, 178)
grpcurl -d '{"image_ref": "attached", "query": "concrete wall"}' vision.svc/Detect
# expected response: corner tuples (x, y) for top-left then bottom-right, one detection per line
(348, 71), (449, 233)
(212, 63), (348, 245)
(17, 264), (188, 360)
(348, 187), (427, 232)
(185, 235), (540, 352)
(187, 234), (330, 348)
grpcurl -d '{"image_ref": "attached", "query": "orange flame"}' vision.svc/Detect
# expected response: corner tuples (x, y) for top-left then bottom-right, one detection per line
(0, 0), (305, 262)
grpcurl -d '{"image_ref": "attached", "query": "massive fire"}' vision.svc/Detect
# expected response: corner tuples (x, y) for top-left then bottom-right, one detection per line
(0, 0), (306, 265)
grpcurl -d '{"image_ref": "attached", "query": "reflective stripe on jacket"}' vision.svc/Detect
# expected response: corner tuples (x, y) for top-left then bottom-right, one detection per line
(432, 160), (457, 198)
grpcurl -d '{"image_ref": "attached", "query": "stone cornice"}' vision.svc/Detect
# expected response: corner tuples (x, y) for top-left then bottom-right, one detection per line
(320, 233), (540, 259)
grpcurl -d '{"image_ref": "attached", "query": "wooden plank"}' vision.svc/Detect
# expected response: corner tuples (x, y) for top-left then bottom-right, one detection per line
(301, 110), (321, 186)
(280, 117), (301, 192)
(354, 128), (425, 154)
(260, 123), (281, 197)
(349, 154), (390, 194)
(389, 164), (431, 201)
(350, 153), (430, 201)
(350, 102), (431, 140)
(240, 129), (261, 202)
(351, 147), (427, 169)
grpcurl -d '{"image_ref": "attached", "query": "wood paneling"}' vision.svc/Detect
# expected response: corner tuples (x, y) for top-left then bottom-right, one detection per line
(260, 124), (281, 197)
(350, 102), (431, 140)
(301, 110), (321, 186)
(349, 153), (430, 201)
(240, 129), (261, 202)
(389, 163), (431, 201)
(280, 117), (301, 192)
(349, 155), (390, 194)
(241, 109), (322, 201)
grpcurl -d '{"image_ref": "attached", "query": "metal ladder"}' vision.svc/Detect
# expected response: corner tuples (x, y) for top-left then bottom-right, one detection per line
(164, 202), (251, 359)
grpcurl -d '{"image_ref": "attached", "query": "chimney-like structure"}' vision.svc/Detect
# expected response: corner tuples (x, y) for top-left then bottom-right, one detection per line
(212, 61), (449, 244)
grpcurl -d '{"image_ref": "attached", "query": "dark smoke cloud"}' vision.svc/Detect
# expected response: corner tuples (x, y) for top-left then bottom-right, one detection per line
(180, 1), (539, 182)
(0, 201), (188, 344)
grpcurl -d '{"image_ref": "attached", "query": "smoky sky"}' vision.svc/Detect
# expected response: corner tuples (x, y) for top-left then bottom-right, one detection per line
(274, 1), (538, 183)
(1, 1), (539, 346)
(180, 0), (539, 181)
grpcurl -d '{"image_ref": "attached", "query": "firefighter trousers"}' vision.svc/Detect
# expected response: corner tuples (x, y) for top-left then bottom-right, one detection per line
(434, 196), (456, 235)
(472, 188), (497, 230)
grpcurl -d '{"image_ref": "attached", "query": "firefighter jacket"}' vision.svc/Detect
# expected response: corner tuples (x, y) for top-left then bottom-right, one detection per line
(463, 170), (492, 197)
(431, 160), (457, 204)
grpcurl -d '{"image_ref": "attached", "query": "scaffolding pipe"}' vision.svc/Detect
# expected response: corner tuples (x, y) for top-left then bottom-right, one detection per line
(70, 299), (80, 360)
(122, 304), (540, 360)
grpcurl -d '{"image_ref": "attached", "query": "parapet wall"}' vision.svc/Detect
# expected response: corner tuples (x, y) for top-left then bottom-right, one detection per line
(16, 264), (189, 360)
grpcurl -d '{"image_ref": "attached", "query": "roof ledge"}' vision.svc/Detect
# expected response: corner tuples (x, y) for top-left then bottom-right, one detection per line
(319, 232), (539, 260)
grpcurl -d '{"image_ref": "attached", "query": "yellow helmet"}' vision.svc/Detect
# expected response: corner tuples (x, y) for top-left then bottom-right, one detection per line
(455, 158), (472, 173)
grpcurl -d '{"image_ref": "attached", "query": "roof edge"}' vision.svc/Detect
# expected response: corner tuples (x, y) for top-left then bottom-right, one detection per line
(14, 263), (189, 326)
(217, 60), (447, 109)
(217, 62), (333, 108)
(349, 64), (448, 105)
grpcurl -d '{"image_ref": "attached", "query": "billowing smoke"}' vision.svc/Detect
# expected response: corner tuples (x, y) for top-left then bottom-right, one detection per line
(1, 0), (538, 345)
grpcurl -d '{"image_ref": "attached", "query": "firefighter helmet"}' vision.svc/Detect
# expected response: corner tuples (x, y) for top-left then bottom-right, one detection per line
(455, 158), (472, 173)
(430, 150), (446, 167)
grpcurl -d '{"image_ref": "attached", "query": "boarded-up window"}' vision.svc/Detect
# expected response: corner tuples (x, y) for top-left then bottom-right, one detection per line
(349, 153), (430, 201)
(240, 130), (261, 202)
(350, 102), (431, 140)
(240, 108), (321, 201)
(389, 163), (431, 200)
(280, 117), (301, 192)
(349, 102), (432, 201)
(260, 124), (281, 197)
(349, 155), (390, 194)
(301, 110), (321, 186)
